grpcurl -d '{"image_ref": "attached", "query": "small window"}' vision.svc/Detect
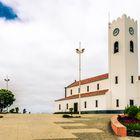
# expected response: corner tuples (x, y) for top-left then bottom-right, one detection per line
(78, 88), (80, 93)
(116, 99), (119, 107)
(84, 101), (87, 108)
(59, 104), (61, 110)
(131, 76), (134, 83)
(115, 76), (118, 84)
(66, 103), (68, 109)
(87, 86), (89, 92)
(95, 100), (98, 107)
(65, 87), (67, 97)
(130, 41), (134, 52)
(97, 84), (99, 90)
(114, 41), (119, 53)
(130, 100), (134, 106)
(70, 89), (72, 95)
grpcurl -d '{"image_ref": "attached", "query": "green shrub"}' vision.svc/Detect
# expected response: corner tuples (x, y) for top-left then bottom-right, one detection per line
(136, 112), (140, 120)
(126, 123), (140, 130)
(62, 114), (72, 118)
(124, 106), (130, 115)
(124, 106), (139, 117)
(128, 106), (139, 117)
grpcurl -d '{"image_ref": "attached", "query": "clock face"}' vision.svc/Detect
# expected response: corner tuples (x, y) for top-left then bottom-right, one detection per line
(113, 28), (119, 36)
(129, 27), (134, 35)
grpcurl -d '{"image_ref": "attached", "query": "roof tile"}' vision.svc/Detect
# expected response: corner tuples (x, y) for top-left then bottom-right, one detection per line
(55, 89), (109, 101)
(67, 73), (108, 88)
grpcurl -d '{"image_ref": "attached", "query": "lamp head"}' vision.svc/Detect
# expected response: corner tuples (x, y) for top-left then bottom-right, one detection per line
(81, 48), (85, 52)
(76, 48), (79, 53)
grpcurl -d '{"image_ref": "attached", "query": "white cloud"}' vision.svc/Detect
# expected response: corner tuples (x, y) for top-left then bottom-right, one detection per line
(0, 0), (140, 113)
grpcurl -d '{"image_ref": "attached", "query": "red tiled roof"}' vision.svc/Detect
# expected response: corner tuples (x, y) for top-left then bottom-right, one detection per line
(55, 89), (109, 102)
(67, 73), (108, 88)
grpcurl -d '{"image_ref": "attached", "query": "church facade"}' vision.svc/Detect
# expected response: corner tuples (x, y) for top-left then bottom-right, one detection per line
(55, 15), (140, 113)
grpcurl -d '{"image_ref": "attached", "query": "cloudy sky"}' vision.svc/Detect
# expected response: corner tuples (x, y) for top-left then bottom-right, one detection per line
(0, 0), (140, 113)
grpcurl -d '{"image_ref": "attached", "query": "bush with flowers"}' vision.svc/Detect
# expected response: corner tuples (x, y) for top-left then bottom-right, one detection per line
(118, 106), (140, 136)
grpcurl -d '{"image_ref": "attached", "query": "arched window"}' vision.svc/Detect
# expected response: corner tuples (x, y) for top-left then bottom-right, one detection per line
(114, 41), (119, 53)
(130, 41), (134, 52)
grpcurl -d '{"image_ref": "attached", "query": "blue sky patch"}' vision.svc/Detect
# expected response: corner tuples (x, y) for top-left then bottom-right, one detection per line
(0, 2), (18, 20)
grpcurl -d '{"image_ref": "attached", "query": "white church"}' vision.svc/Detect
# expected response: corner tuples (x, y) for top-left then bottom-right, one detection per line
(55, 14), (140, 114)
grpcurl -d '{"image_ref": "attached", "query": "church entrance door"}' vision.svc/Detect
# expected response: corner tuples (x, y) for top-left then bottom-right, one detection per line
(74, 103), (78, 113)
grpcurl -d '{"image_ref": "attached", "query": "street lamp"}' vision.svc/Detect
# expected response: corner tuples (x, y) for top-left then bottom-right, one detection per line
(76, 41), (85, 115)
(4, 76), (10, 90)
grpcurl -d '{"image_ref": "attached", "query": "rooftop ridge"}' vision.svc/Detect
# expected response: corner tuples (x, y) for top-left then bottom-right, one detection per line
(67, 73), (108, 88)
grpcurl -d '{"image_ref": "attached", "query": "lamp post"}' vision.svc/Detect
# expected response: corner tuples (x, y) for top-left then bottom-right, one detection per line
(76, 42), (85, 115)
(4, 76), (10, 90)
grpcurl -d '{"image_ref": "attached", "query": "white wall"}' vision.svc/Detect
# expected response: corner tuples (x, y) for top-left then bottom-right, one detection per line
(55, 94), (108, 112)
(125, 17), (138, 106)
(66, 78), (109, 97)
(109, 15), (138, 110)
(136, 80), (140, 106)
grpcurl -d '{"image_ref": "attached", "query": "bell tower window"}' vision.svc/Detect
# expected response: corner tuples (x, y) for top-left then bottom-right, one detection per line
(131, 76), (134, 83)
(116, 99), (119, 107)
(114, 41), (119, 53)
(115, 76), (118, 84)
(130, 41), (134, 52)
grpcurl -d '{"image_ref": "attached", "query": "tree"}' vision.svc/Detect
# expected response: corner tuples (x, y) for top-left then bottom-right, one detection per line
(15, 107), (19, 113)
(0, 89), (15, 112)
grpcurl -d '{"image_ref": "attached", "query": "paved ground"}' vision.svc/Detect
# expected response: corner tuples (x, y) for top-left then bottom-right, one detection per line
(0, 114), (139, 140)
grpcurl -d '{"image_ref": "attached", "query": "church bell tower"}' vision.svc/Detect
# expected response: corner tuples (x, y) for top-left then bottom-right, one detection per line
(108, 14), (138, 110)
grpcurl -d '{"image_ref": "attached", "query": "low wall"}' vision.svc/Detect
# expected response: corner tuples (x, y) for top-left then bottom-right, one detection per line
(111, 115), (127, 137)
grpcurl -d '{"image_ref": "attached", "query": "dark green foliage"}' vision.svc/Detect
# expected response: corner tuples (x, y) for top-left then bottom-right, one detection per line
(136, 112), (140, 120)
(69, 108), (73, 116)
(62, 114), (72, 118)
(124, 106), (139, 117)
(0, 89), (15, 112)
(124, 106), (130, 115)
(15, 107), (19, 113)
(128, 106), (139, 117)
(126, 123), (140, 130)
(9, 108), (15, 113)
(62, 114), (81, 118)
(23, 109), (26, 114)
